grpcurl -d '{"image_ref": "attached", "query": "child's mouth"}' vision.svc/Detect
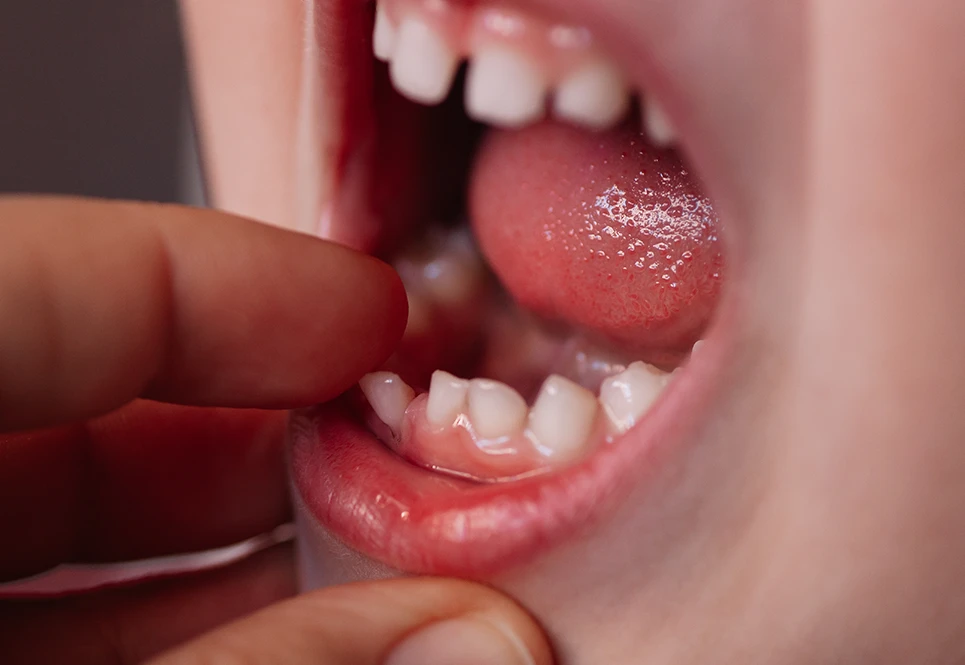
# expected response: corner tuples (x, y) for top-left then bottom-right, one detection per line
(291, 0), (737, 576)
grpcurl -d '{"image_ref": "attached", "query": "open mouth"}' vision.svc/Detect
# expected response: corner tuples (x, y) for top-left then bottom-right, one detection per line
(290, 0), (736, 576)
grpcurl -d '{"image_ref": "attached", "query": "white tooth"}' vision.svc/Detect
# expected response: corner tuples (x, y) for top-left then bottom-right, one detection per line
(599, 362), (670, 434)
(691, 339), (705, 358)
(390, 18), (459, 105)
(422, 252), (483, 305)
(643, 97), (677, 146)
(528, 375), (599, 462)
(466, 47), (548, 128)
(553, 59), (630, 130)
(467, 379), (528, 439)
(359, 372), (416, 436)
(373, 4), (397, 62)
(426, 370), (470, 427)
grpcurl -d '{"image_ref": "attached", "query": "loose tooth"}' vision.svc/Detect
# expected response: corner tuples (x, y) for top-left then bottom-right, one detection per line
(643, 97), (677, 146)
(426, 370), (470, 427)
(468, 379), (528, 439)
(466, 47), (548, 128)
(373, 4), (396, 62)
(599, 362), (670, 434)
(528, 375), (599, 462)
(359, 372), (416, 436)
(553, 59), (630, 130)
(390, 18), (459, 105)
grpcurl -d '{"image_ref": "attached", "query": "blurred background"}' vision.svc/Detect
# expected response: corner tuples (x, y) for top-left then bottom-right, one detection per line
(0, 0), (204, 205)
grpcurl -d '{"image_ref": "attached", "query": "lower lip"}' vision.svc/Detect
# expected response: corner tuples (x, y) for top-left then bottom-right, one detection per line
(288, 320), (729, 577)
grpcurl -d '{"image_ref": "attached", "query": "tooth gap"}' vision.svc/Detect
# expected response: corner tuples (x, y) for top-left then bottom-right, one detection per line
(374, 0), (641, 132)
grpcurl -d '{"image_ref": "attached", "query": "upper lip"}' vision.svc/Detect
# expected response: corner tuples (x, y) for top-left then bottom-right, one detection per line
(291, 0), (739, 575)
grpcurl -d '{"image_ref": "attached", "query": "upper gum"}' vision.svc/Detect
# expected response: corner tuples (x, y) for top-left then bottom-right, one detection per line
(381, 0), (608, 81)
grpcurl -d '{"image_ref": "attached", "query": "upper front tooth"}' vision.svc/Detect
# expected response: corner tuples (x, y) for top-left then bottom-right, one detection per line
(359, 372), (416, 437)
(553, 59), (630, 131)
(426, 370), (470, 427)
(599, 362), (670, 434)
(468, 379), (528, 439)
(466, 47), (548, 128)
(390, 18), (460, 105)
(528, 375), (599, 462)
(373, 4), (397, 62)
(642, 97), (677, 146)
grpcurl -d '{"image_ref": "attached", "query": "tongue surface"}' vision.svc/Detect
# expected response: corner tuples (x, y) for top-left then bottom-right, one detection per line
(469, 121), (722, 353)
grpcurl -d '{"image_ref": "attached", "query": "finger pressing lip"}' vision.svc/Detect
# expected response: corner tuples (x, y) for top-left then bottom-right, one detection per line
(0, 402), (290, 583)
(0, 196), (408, 432)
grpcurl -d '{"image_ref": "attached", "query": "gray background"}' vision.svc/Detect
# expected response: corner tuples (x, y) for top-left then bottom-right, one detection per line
(0, 0), (202, 204)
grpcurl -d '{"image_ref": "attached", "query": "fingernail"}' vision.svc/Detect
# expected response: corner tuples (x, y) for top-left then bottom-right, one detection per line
(385, 617), (536, 665)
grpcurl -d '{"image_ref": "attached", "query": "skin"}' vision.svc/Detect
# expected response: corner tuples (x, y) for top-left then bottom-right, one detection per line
(0, 198), (552, 664)
(181, 0), (965, 663)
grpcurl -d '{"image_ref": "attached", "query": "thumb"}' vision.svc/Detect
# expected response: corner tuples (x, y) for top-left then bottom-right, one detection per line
(148, 578), (554, 665)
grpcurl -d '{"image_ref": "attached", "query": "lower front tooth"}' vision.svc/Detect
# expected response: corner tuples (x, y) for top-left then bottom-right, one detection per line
(359, 372), (416, 436)
(553, 59), (630, 131)
(390, 18), (460, 105)
(468, 379), (528, 439)
(599, 362), (669, 434)
(528, 375), (599, 461)
(466, 47), (548, 128)
(426, 370), (470, 427)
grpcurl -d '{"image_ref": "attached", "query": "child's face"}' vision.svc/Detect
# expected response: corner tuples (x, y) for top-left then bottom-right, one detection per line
(183, 0), (965, 662)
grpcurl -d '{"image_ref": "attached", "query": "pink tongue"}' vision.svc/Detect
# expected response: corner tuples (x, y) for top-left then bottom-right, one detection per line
(469, 121), (723, 353)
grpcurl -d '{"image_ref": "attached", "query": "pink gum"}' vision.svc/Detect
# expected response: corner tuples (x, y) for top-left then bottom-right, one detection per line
(381, 0), (605, 81)
(377, 394), (609, 483)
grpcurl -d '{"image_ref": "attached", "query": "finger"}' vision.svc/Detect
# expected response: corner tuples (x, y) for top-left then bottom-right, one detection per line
(151, 578), (553, 665)
(0, 401), (290, 582)
(0, 544), (296, 665)
(0, 196), (408, 431)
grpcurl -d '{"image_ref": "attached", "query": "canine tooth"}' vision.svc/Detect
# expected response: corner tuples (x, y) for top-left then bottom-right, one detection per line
(643, 97), (677, 146)
(528, 375), (599, 461)
(599, 362), (669, 434)
(553, 60), (630, 130)
(426, 370), (470, 427)
(468, 379), (528, 439)
(373, 4), (396, 62)
(466, 47), (547, 128)
(390, 18), (459, 105)
(359, 372), (416, 436)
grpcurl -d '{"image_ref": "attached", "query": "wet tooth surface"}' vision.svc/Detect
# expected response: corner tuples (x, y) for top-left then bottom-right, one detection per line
(466, 48), (548, 128)
(359, 372), (416, 437)
(599, 362), (669, 434)
(529, 375), (599, 462)
(553, 59), (630, 130)
(642, 97), (677, 146)
(373, 3), (396, 62)
(390, 18), (460, 105)
(426, 370), (470, 427)
(468, 378), (528, 439)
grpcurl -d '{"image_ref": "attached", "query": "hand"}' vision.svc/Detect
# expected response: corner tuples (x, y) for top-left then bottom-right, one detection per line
(0, 196), (552, 665)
